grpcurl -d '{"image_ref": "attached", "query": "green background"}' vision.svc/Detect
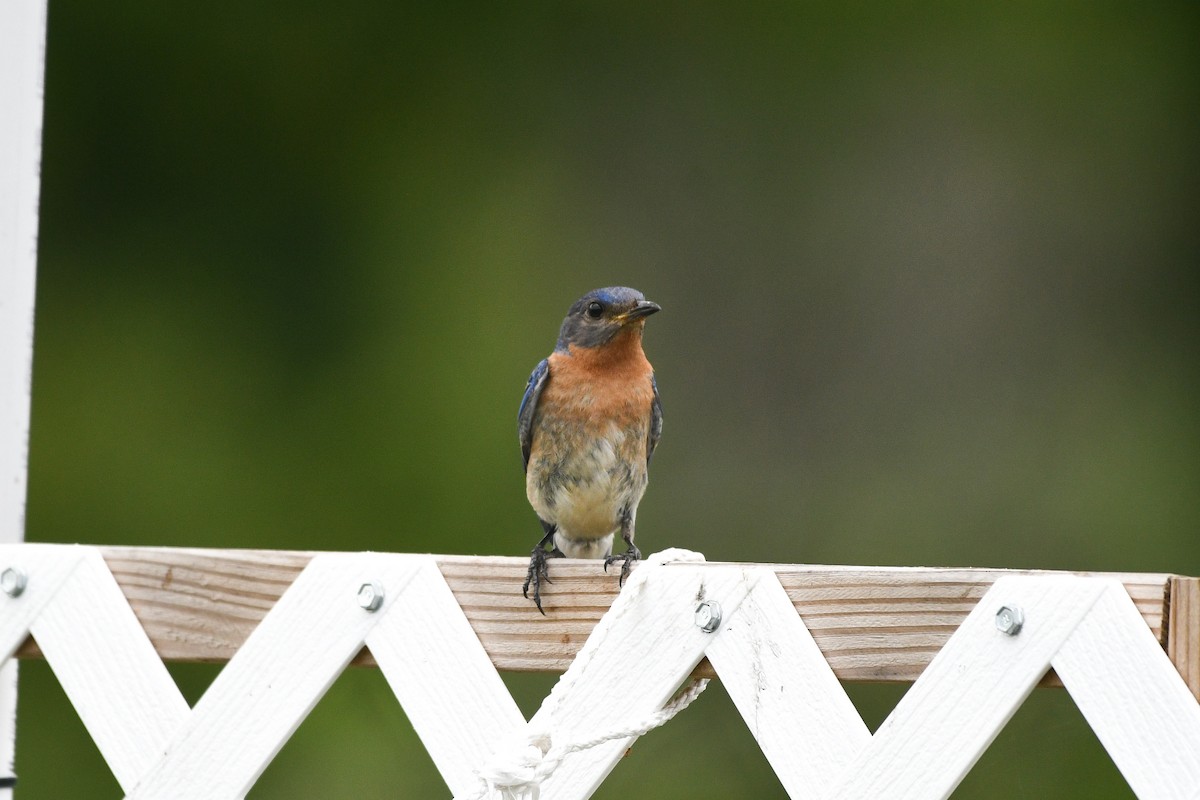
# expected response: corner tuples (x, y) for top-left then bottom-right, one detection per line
(17, 1), (1198, 797)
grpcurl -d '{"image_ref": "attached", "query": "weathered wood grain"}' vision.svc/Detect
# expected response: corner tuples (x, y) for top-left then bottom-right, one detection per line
(1168, 576), (1199, 701)
(11, 547), (1188, 686)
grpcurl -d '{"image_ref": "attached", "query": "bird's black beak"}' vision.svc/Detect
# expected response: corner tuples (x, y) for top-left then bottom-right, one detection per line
(616, 300), (661, 323)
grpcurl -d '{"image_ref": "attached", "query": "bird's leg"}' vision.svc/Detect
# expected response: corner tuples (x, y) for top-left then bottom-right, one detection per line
(523, 521), (562, 614)
(603, 507), (641, 587)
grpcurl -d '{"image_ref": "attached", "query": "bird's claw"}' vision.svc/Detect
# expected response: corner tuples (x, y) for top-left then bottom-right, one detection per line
(603, 545), (642, 587)
(523, 546), (553, 615)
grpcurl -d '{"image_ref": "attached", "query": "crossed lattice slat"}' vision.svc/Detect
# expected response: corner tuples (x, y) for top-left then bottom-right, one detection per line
(1, 544), (1198, 799)
(0, 545), (525, 798)
(709, 568), (1200, 799)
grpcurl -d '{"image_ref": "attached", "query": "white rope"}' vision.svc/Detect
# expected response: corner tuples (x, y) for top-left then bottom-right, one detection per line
(463, 549), (711, 800)
(469, 678), (709, 800)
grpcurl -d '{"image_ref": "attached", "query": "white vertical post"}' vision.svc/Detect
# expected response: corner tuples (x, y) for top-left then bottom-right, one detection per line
(0, 0), (50, 794)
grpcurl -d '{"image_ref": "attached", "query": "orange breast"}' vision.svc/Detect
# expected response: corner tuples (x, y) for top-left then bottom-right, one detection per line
(542, 329), (655, 431)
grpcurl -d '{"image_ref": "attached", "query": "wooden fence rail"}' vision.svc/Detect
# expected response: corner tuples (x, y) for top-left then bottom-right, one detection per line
(9, 546), (1197, 697)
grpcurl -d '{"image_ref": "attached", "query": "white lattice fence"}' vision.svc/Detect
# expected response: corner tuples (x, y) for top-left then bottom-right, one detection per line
(1, 544), (1198, 799)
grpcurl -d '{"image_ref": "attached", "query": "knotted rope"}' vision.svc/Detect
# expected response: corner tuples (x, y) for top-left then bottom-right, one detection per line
(471, 678), (708, 800)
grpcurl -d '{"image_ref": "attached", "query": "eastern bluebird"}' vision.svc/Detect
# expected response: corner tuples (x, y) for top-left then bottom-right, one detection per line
(518, 287), (663, 613)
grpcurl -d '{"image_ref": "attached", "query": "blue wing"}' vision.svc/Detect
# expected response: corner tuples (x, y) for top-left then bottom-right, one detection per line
(648, 374), (663, 464)
(518, 358), (550, 472)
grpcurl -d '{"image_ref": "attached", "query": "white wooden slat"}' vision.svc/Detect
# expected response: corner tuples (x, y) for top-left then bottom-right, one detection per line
(826, 576), (1108, 800)
(705, 571), (871, 797)
(128, 553), (427, 799)
(0, 0), (45, 544)
(29, 548), (190, 793)
(530, 555), (761, 800)
(367, 559), (526, 797)
(0, 545), (94, 661)
(0, 543), (77, 797)
(0, 545), (85, 794)
(1054, 581), (1200, 800)
(0, 0), (49, 790)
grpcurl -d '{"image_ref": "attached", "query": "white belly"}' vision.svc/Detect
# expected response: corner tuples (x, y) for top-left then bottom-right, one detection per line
(554, 532), (614, 559)
(526, 424), (648, 551)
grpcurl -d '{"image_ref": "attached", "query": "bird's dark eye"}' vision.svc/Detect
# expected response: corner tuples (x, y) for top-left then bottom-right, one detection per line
(586, 302), (603, 319)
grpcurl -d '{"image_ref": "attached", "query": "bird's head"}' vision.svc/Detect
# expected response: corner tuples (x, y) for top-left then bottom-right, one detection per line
(555, 286), (661, 352)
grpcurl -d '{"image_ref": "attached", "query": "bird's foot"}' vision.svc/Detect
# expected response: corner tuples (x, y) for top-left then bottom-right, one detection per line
(603, 545), (642, 587)
(523, 546), (555, 614)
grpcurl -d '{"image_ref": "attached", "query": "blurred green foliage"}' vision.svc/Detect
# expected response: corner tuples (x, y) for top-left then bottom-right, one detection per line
(17, 1), (1198, 797)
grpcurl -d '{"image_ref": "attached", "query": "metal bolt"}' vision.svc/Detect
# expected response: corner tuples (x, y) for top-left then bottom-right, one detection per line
(694, 600), (722, 633)
(1, 567), (27, 598)
(995, 605), (1024, 636)
(357, 581), (384, 612)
